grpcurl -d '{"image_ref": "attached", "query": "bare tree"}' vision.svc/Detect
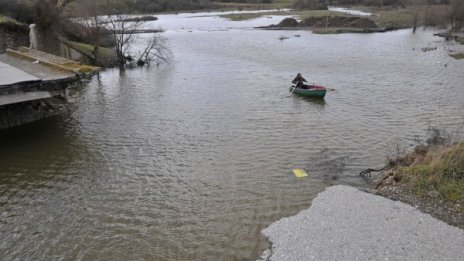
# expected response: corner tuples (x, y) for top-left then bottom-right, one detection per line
(105, 14), (145, 66)
(448, 0), (464, 32)
(136, 34), (171, 67)
(412, 0), (425, 33)
(102, 7), (170, 68)
(75, 0), (102, 64)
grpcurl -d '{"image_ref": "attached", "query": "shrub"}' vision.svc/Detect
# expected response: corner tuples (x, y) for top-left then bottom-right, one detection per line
(0, 0), (34, 24)
(33, 0), (64, 30)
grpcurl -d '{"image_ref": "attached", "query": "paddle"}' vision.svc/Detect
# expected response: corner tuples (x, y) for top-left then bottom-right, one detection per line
(288, 85), (297, 97)
(290, 85), (297, 94)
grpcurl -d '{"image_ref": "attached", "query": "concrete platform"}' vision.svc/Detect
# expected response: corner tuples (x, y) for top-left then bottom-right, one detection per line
(261, 185), (464, 261)
(0, 60), (40, 86)
(0, 53), (74, 82)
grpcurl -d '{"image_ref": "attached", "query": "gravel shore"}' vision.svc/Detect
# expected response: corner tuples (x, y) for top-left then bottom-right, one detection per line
(260, 185), (464, 261)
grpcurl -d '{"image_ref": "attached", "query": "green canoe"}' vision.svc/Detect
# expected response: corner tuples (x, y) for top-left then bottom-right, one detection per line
(289, 85), (327, 98)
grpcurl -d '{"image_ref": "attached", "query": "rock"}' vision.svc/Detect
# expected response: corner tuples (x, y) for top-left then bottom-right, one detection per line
(421, 47), (437, 52)
(427, 190), (440, 198)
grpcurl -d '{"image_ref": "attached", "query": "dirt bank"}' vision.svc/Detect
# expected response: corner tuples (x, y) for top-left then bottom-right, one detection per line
(374, 143), (464, 229)
(257, 16), (394, 34)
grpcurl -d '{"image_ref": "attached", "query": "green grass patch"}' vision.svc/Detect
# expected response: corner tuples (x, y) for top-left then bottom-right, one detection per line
(370, 8), (414, 28)
(450, 53), (464, 59)
(0, 15), (28, 31)
(66, 40), (116, 59)
(0, 15), (19, 25)
(221, 10), (347, 22)
(221, 13), (266, 21)
(294, 10), (350, 18)
(270, 0), (293, 9)
(392, 143), (464, 202)
(62, 39), (118, 67)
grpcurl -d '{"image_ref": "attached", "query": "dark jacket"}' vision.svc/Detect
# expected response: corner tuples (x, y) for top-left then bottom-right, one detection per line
(292, 74), (307, 87)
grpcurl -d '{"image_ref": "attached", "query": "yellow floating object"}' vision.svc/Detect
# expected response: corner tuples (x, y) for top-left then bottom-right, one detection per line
(293, 169), (308, 178)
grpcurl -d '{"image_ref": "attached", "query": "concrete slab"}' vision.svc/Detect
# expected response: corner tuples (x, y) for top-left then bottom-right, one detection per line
(0, 91), (52, 106)
(261, 185), (464, 261)
(0, 54), (74, 81)
(0, 60), (40, 86)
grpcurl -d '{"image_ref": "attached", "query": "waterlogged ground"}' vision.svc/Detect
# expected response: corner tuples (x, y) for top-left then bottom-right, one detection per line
(1, 10), (464, 260)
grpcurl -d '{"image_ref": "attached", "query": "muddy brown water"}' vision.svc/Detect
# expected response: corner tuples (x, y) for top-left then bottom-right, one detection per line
(1, 11), (464, 260)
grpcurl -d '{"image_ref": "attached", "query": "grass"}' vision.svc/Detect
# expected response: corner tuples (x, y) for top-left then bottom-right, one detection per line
(218, 0), (292, 10)
(450, 53), (464, 59)
(0, 15), (28, 31)
(66, 41), (115, 58)
(222, 13), (269, 21)
(63, 40), (118, 67)
(293, 10), (350, 18)
(371, 8), (414, 28)
(361, 5), (450, 29)
(62, 63), (97, 73)
(221, 10), (348, 21)
(0, 15), (20, 25)
(392, 143), (464, 202)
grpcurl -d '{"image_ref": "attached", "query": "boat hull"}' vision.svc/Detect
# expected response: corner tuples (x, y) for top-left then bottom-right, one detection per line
(289, 86), (327, 98)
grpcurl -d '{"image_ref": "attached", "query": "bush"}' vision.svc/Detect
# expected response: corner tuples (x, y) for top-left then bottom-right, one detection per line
(33, 0), (64, 30)
(0, 0), (34, 24)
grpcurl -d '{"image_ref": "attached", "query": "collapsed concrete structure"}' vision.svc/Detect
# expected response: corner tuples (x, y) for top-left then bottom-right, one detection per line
(0, 47), (99, 129)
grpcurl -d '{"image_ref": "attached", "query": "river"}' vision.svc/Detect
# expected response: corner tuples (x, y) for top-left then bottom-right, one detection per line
(1, 11), (464, 260)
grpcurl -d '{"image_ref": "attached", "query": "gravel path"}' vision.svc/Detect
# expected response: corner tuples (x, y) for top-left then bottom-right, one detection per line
(261, 185), (464, 261)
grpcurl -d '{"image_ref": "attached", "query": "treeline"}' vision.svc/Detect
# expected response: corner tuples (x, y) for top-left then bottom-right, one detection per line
(329, 0), (449, 5)
(74, 0), (276, 14)
(294, 0), (451, 10)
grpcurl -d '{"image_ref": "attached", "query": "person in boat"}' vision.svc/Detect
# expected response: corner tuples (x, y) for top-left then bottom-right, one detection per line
(292, 73), (308, 89)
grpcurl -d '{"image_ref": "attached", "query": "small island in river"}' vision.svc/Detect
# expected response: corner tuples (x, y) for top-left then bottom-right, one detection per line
(257, 16), (393, 34)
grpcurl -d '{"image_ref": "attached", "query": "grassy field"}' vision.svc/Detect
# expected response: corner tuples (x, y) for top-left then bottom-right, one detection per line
(221, 10), (348, 21)
(371, 8), (414, 28)
(221, 4), (451, 31)
(270, 0), (293, 9)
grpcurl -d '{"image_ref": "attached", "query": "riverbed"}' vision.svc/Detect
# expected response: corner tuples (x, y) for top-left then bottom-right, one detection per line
(1, 11), (464, 260)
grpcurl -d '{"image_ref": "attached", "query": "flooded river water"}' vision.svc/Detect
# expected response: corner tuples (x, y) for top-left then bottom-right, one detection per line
(1, 11), (464, 260)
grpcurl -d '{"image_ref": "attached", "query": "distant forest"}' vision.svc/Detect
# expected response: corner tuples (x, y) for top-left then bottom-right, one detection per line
(0, 0), (455, 20)
(88, 0), (453, 14)
(90, 0), (275, 14)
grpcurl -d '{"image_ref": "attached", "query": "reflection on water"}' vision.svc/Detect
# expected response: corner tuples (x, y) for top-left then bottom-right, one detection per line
(1, 11), (464, 260)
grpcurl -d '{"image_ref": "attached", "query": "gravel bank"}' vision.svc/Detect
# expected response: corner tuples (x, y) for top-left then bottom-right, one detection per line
(261, 185), (464, 261)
